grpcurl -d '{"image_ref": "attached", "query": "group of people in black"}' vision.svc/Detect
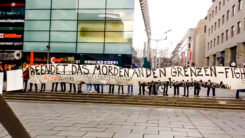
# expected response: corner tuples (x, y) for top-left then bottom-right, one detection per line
(24, 76), (227, 98)
(138, 79), (227, 97)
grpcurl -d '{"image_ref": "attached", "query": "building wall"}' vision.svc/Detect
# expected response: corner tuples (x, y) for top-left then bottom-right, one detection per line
(0, 0), (25, 69)
(175, 29), (196, 67)
(206, 0), (245, 67)
(194, 19), (207, 67)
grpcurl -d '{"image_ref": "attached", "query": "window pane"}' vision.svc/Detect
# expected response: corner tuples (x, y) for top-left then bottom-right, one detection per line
(77, 43), (103, 53)
(107, 0), (134, 8)
(78, 21), (105, 32)
(52, 0), (78, 9)
(78, 10), (105, 20)
(50, 43), (76, 53)
(25, 21), (50, 30)
(50, 32), (77, 42)
(78, 32), (104, 42)
(24, 31), (49, 41)
(52, 10), (77, 20)
(105, 43), (132, 54)
(105, 32), (132, 43)
(25, 10), (50, 20)
(106, 21), (133, 31)
(79, 0), (106, 8)
(26, 0), (51, 9)
(23, 42), (49, 52)
(51, 21), (77, 31)
(106, 9), (134, 21)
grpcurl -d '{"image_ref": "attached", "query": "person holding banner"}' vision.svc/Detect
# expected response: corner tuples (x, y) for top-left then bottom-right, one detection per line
(194, 80), (202, 97)
(50, 82), (58, 92)
(207, 80), (215, 97)
(109, 84), (114, 94)
(163, 81), (169, 96)
(182, 80), (190, 97)
(60, 82), (66, 92)
(68, 83), (76, 93)
(77, 81), (84, 94)
(127, 84), (133, 95)
(86, 83), (92, 93)
(40, 83), (46, 92)
(173, 81), (180, 96)
(22, 64), (29, 92)
(118, 84), (124, 95)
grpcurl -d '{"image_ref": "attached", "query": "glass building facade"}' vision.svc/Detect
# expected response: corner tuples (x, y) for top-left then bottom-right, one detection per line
(23, 0), (135, 66)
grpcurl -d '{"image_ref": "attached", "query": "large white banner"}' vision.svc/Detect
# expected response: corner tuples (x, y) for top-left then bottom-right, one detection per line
(0, 72), (3, 95)
(7, 69), (23, 91)
(29, 64), (245, 90)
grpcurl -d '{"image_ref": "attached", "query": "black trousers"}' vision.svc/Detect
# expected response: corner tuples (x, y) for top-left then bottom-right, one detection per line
(51, 83), (58, 92)
(61, 83), (66, 92)
(23, 80), (28, 92)
(194, 87), (200, 96)
(29, 83), (37, 92)
(118, 85), (124, 94)
(183, 86), (189, 96)
(174, 86), (179, 95)
(40, 83), (46, 92)
(78, 83), (82, 93)
(207, 87), (215, 96)
(163, 85), (168, 96)
(69, 83), (76, 93)
(109, 85), (114, 94)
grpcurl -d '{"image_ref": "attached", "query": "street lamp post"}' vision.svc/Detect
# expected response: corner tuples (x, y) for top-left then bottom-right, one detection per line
(145, 29), (172, 68)
(47, 45), (50, 64)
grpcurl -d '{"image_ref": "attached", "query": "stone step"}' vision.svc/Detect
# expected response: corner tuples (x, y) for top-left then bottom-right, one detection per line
(3, 92), (245, 110)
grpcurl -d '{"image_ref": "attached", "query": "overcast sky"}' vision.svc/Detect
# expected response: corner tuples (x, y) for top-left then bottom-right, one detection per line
(141, 0), (213, 56)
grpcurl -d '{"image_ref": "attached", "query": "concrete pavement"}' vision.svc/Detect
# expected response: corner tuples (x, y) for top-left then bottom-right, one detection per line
(0, 101), (245, 138)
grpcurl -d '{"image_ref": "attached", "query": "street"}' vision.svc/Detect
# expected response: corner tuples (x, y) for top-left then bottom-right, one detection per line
(0, 101), (245, 138)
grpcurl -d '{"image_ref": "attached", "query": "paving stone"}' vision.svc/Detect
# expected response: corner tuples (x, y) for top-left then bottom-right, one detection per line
(113, 132), (143, 138)
(56, 131), (86, 137)
(82, 132), (114, 137)
(144, 134), (173, 138)
(35, 136), (66, 138)
(80, 127), (106, 132)
(3, 101), (245, 138)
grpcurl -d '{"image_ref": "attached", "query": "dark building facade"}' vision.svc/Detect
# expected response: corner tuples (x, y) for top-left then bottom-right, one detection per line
(0, 0), (25, 70)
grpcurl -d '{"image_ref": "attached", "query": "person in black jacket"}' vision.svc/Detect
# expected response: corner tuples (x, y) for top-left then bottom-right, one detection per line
(194, 80), (202, 97)
(163, 81), (169, 96)
(173, 81), (180, 96)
